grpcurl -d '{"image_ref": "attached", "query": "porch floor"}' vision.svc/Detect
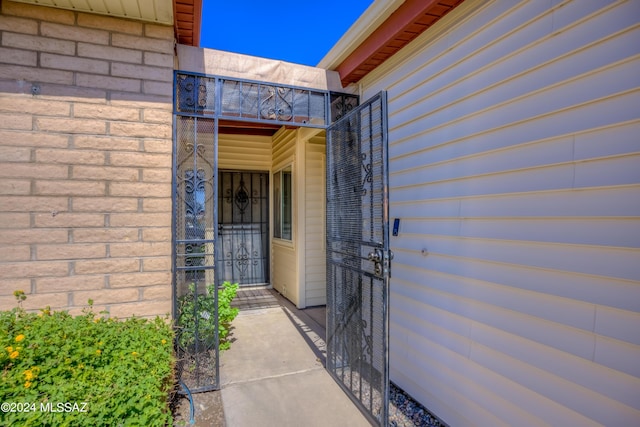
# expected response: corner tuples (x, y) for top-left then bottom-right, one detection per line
(176, 288), (445, 426)
(220, 287), (370, 426)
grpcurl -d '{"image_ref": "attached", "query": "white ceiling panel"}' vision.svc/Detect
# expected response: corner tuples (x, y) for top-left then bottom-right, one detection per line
(10, 0), (173, 25)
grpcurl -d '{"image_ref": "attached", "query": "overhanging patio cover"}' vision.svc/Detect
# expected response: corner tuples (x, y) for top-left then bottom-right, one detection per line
(176, 45), (346, 93)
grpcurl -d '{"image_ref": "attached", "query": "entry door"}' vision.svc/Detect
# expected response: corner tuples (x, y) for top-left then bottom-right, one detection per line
(216, 170), (269, 286)
(326, 92), (390, 426)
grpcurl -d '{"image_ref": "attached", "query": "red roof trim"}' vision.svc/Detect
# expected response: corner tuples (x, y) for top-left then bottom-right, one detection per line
(192, 0), (202, 47)
(336, 0), (462, 85)
(174, 0), (202, 47)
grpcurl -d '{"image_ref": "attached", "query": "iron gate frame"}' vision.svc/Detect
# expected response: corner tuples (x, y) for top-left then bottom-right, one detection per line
(172, 112), (221, 393)
(326, 91), (390, 427)
(172, 70), (360, 393)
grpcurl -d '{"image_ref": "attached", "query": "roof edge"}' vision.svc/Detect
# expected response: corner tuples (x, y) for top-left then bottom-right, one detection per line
(317, 0), (404, 70)
(192, 0), (202, 47)
(321, 0), (464, 86)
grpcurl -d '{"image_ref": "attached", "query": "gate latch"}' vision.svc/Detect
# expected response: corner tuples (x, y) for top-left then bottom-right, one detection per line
(368, 249), (393, 277)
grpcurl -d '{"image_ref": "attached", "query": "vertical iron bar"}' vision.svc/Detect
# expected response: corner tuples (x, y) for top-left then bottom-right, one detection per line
(214, 77), (221, 390)
(368, 102), (375, 415)
(171, 73), (178, 323)
(380, 91), (390, 427)
(212, 78), (222, 389)
(239, 81), (243, 118)
(192, 117), (200, 368)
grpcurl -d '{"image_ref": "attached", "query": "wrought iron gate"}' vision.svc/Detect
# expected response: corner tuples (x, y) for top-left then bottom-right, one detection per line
(326, 92), (391, 426)
(172, 71), (360, 393)
(173, 116), (220, 392)
(217, 171), (269, 285)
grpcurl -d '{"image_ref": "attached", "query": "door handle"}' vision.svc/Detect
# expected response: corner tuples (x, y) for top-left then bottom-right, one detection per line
(368, 249), (393, 277)
(368, 249), (382, 263)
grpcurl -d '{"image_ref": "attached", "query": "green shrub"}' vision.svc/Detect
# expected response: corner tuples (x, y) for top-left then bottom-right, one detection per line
(176, 282), (239, 351)
(218, 282), (240, 351)
(0, 291), (174, 427)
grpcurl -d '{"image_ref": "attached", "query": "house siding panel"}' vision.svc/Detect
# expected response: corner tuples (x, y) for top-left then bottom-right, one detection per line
(360, 0), (640, 425)
(304, 135), (326, 307)
(0, 2), (174, 318)
(271, 128), (298, 303)
(218, 134), (272, 171)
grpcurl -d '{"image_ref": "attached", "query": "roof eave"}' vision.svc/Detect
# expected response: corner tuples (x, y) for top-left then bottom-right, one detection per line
(174, 0), (202, 47)
(317, 0), (403, 71)
(320, 0), (464, 87)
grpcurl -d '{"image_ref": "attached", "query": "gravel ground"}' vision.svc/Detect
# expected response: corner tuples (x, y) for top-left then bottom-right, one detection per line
(389, 382), (448, 427)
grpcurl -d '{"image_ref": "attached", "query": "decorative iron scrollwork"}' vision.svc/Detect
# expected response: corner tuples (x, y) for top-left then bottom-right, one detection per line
(177, 75), (208, 112)
(176, 134), (214, 237)
(184, 243), (206, 267)
(260, 86), (293, 121)
(234, 180), (250, 213)
(236, 243), (249, 278)
(330, 92), (360, 122)
(361, 153), (372, 196)
(224, 179), (258, 215)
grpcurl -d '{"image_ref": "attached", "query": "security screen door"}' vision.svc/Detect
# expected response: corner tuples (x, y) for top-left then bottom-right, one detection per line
(326, 92), (390, 426)
(216, 170), (269, 286)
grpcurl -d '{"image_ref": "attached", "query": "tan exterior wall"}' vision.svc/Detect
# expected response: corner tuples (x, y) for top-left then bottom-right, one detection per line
(303, 132), (326, 307)
(270, 127), (298, 303)
(218, 134), (272, 171)
(360, 0), (640, 425)
(0, 2), (174, 318)
(270, 126), (327, 309)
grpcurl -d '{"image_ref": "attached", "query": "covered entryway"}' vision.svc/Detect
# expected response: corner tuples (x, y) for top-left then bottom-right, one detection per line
(172, 67), (341, 393)
(172, 49), (389, 426)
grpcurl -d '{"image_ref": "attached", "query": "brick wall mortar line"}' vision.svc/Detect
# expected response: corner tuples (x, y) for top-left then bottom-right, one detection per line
(0, 3), (173, 317)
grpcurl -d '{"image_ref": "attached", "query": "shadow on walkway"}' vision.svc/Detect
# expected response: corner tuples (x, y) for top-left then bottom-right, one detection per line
(174, 287), (448, 427)
(220, 287), (369, 427)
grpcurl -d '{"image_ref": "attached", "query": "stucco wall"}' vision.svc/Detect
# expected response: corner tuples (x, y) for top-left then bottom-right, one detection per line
(0, 1), (174, 318)
(360, 0), (640, 425)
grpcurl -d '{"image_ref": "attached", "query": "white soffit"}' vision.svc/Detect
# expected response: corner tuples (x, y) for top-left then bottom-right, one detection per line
(317, 0), (404, 69)
(9, 0), (174, 25)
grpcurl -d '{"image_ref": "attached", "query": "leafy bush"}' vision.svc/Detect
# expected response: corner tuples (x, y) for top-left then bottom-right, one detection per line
(176, 282), (239, 351)
(0, 291), (174, 427)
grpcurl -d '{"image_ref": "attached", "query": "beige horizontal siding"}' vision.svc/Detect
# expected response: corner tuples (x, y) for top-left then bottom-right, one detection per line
(218, 134), (272, 170)
(360, 0), (640, 425)
(304, 135), (326, 307)
(272, 128), (297, 171)
(271, 128), (297, 302)
(272, 243), (296, 300)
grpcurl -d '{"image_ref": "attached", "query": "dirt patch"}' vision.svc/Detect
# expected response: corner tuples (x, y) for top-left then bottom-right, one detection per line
(172, 389), (225, 427)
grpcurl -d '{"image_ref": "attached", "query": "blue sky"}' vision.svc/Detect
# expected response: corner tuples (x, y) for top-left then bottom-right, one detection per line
(200, 0), (373, 66)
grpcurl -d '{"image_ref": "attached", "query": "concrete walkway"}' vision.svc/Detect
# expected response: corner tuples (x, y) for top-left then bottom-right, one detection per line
(219, 291), (370, 427)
